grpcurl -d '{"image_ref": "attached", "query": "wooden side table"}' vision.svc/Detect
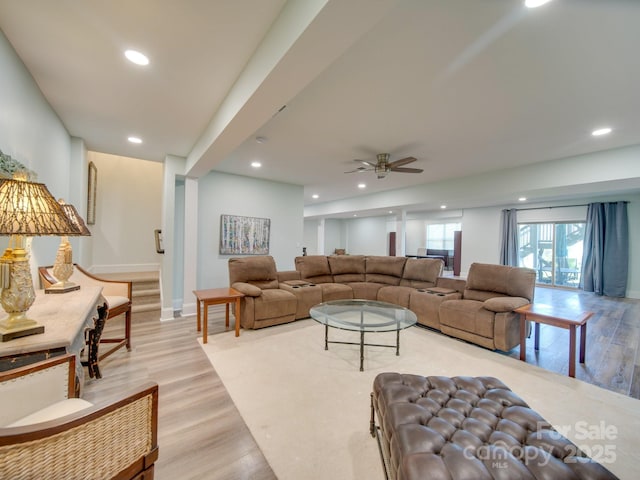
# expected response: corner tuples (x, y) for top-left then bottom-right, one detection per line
(193, 288), (245, 343)
(515, 303), (593, 377)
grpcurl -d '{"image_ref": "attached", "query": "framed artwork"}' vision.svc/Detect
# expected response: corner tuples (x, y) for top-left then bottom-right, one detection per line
(87, 161), (97, 225)
(220, 214), (270, 255)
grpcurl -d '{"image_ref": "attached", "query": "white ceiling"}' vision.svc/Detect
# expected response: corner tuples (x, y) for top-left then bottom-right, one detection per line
(1, 0), (639, 216)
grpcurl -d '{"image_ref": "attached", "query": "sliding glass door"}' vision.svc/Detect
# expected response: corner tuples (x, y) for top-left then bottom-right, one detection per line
(518, 222), (585, 288)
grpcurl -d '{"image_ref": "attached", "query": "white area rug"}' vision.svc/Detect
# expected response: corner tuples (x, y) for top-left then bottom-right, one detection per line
(199, 320), (640, 479)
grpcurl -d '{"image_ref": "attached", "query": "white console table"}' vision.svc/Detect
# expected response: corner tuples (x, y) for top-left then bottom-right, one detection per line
(0, 286), (103, 382)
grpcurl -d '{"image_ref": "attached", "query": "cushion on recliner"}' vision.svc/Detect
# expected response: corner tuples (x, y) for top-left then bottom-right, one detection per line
(328, 255), (365, 283)
(399, 258), (443, 288)
(438, 299), (495, 338)
(465, 263), (536, 301)
(365, 256), (407, 285)
(228, 256), (279, 289)
(295, 256), (334, 283)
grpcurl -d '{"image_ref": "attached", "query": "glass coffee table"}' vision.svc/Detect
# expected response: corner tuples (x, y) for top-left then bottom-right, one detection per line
(309, 299), (417, 371)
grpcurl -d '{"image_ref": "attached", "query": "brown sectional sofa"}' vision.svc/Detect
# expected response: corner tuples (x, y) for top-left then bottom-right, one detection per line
(228, 255), (535, 352)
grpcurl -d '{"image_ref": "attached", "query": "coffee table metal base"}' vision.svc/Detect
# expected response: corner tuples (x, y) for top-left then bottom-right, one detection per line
(324, 324), (401, 372)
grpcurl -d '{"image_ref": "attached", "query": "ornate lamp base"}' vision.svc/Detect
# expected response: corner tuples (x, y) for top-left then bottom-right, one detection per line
(0, 312), (44, 341)
(0, 242), (44, 341)
(45, 281), (80, 294)
(45, 240), (80, 294)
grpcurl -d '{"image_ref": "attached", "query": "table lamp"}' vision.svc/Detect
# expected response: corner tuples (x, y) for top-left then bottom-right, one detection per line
(45, 199), (92, 293)
(0, 176), (78, 341)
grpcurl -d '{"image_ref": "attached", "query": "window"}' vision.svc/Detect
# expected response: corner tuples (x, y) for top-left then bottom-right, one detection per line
(426, 222), (461, 251)
(518, 222), (585, 288)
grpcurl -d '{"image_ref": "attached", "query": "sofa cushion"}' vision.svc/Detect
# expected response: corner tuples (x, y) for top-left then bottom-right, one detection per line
(253, 289), (297, 321)
(328, 255), (366, 283)
(438, 299), (495, 338)
(228, 256), (279, 289)
(377, 286), (413, 308)
(348, 282), (383, 301)
(484, 296), (530, 313)
(399, 258), (443, 288)
(365, 256), (406, 285)
(317, 283), (353, 302)
(295, 256), (334, 283)
(6, 398), (93, 427)
(464, 263), (536, 301)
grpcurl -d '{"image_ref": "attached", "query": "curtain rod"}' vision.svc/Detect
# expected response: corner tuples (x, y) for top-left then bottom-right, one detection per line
(514, 201), (628, 212)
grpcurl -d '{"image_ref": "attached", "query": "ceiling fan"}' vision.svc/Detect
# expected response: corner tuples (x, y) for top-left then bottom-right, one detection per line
(345, 153), (423, 179)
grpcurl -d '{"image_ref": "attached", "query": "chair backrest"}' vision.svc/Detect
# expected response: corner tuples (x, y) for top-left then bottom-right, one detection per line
(0, 354), (76, 427)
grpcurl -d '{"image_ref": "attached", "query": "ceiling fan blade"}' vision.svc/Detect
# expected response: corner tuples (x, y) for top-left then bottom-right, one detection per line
(388, 156), (417, 168)
(390, 167), (423, 173)
(354, 159), (377, 168)
(344, 166), (371, 173)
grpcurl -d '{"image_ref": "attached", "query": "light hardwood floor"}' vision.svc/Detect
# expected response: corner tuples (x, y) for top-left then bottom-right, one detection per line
(83, 287), (640, 479)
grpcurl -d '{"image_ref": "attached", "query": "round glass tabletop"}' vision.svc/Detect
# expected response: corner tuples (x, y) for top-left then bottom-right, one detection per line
(309, 299), (417, 332)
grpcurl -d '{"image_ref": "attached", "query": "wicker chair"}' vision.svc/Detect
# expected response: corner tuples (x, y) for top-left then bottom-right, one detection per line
(0, 354), (158, 479)
(39, 264), (132, 364)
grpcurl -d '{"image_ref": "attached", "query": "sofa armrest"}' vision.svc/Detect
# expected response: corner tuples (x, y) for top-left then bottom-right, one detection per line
(435, 276), (466, 293)
(231, 282), (263, 297)
(483, 296), (529, 313)
(277, 270), (301, 282)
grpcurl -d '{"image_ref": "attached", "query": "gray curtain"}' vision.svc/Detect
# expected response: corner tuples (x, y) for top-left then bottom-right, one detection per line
(581, 201), (628, 297)
(499, 208), (518, 266)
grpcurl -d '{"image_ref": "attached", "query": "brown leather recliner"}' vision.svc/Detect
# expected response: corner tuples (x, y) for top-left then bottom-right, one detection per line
(228, 256), (297, 329)
(438, 262), (536, 351)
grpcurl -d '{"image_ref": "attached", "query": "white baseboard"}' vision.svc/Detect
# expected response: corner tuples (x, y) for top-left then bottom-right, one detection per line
(182, 302), (196, 317)
(160, 307), (175, 322)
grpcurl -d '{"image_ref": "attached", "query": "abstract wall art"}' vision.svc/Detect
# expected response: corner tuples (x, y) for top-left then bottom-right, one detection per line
(220, 214), (270, 255)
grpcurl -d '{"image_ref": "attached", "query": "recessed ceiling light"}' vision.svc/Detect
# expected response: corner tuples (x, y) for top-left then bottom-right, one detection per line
(353, 214), (358, 217)
(592, 127), (612, 137)
(251, 161), (261, 168)
(519, 197), (527, 202)
(312, 194), (319, 199)
(358, 183), (366, 189)
(440, 205), (447, 209)
(124, 49), (149, 66)
(525, 0), (552, 8)
(128, 136), (142, 144)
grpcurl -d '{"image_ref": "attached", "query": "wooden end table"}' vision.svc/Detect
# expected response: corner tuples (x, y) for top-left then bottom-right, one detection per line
(515, 303), (593, 377)
(193, 288), (245, 343)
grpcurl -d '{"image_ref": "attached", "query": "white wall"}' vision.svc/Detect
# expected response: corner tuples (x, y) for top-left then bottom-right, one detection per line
(87, 152), (163, 273)
(197, 172), (303, 289)
(344, 216), (388, 255)
(324, 219), (345, 254)
(0, 29), (74, 279)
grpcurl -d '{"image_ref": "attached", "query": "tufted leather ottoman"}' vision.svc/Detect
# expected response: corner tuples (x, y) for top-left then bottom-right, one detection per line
(370, 373), (618, 480)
